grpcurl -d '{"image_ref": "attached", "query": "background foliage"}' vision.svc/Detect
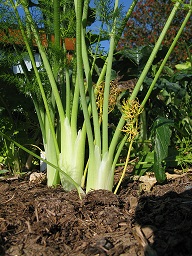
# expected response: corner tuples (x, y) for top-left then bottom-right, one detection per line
(118, 0), (192, 64)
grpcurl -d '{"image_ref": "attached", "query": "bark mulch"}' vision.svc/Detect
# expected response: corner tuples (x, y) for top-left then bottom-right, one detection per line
(0, 171), (192, 256)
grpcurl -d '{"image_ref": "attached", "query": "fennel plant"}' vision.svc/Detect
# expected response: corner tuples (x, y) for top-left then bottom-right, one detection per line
(1, 0), (191, 194)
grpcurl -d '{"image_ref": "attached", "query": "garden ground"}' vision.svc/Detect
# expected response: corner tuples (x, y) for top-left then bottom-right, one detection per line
(0, 169), (192, 256)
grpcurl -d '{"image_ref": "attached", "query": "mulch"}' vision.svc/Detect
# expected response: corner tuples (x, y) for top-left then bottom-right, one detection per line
(0, 172), (192, 256)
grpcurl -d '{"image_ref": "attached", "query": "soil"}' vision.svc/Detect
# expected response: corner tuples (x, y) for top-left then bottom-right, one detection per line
(0, 170), (192, 256)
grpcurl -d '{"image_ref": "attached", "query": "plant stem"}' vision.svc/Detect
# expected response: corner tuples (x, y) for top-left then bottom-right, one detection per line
(76, 0), (94, 156)
(109, 0), (182, 158)
(112, 134), (128, 171)
(81, 25), (101, 148)
(115, 0), (138, 45)
(71, 77), (80, 135)
(114, 139), (133, 194)
(96, 0), (137, 86)
(130, 1), (181, 101)
(65, 68), (71, 120)
(141, 5), (192, 108)
(102, 0), (119, 155)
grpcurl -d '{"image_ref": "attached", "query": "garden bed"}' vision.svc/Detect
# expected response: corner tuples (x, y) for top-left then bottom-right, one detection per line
(0, 171), (192, 256)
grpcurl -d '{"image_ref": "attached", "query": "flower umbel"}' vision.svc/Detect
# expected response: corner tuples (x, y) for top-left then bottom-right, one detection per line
(114, 98), (143, 194)
(121, 98), (143, 141)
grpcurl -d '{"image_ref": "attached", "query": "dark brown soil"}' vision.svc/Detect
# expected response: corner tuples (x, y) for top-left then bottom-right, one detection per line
(0, 172), (192, 256)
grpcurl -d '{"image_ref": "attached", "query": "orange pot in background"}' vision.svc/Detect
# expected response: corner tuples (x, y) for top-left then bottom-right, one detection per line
(0, 29), (76, 51)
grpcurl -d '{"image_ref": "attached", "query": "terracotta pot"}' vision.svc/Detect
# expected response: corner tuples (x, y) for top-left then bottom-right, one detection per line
(0, 29), (76, 51)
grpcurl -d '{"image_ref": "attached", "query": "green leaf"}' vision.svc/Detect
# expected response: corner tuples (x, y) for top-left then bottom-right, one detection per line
(0, 169), (9, 175)
(152, 117), (173, 183)
(175, 61), (191, 70)
(158, 78), (185, 95)
(134, 151), (154, 175)
(117, 46), (153, 66)
(173, 72), (192, 81)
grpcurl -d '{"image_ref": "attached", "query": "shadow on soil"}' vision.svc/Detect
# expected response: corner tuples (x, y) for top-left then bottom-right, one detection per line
(134, 188), (192, 256)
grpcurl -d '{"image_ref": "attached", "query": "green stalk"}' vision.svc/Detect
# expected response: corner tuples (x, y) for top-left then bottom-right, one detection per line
(82, 0), (89, 29)
(130, 1), (181, 101)
(115, 0), (138, 45)
(71, 77), (80, 135)
(130, 1), (180, 100)
(102, 0), (119, 155)
(10, 0), (61, 186)
(112, 134), (128, 170)
(53, 0), (61, 117)
(140, 6), (192, 109)
(43, 111), (60, 185)
(65, 68), (71, 120)
(96, 0), (137, 85)
(52, 0), (61, 84)
(81, 24), (101, 148)
(76, 0), (94, 156)
(109, 0), (182, 158)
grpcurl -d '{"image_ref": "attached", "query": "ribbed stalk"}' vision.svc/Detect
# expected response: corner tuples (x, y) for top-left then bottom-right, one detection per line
(75, 0), (94, 156)
(115, 0), (138, 45)
(109, 0), (182, 158)
(141, 5), (192, 109)
(81, 26), (101, 148)
(65, 68), (71, 120)
(102, 0), (119, 155)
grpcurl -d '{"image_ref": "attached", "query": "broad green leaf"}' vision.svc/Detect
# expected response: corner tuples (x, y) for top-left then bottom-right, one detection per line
(173, 72), (192, 81)
(152, 117), (173, 183)
(117, 46), (153, 66)
(175, 61), (191, 70)
(134, 151), (154, 176)
(158, 78), (185, 95)
(163, 65), (174, 76)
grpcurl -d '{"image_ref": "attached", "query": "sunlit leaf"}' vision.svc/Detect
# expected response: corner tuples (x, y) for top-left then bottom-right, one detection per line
(152, 117), (173, 183)
(175, 61), (191, 70)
